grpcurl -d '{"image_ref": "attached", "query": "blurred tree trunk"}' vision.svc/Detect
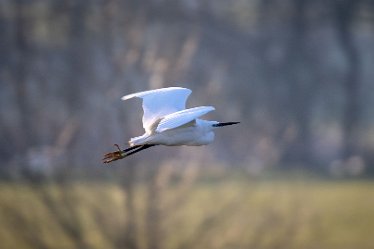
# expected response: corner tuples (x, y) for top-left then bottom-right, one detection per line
(56, 0), (88, 174)
(66, 0), (87, 124)
(281, 0), (314, 166)
(288, 0), (312, 164)
(333, 0), (361, 159)
(66, 0), (86, 105)
(0, 5), (12, 165)
(13, 0), (34, 160)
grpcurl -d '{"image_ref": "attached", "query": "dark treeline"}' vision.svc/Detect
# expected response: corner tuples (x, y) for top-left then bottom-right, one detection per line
(1, 0), (374, 178)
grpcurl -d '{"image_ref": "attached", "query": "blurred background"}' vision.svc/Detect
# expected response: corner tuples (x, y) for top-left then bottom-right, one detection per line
(1, 0), (374, 248)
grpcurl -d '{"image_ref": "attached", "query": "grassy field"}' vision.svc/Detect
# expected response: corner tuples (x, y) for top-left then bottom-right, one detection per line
(0, 177), (373, 249)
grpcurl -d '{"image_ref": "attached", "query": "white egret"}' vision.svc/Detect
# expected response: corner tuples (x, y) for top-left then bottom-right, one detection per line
(103, 87), (239, 163)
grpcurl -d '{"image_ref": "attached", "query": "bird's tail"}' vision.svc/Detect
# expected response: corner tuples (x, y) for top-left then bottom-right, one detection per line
(129, 134), (149, 146)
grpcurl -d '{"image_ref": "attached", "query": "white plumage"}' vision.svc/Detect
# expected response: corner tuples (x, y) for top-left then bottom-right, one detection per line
(122, 87), (192, 133)
(103, 87), (239, 163)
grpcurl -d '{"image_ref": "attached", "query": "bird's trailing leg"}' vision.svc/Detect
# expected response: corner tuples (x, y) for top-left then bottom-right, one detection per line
(102, 144), (157, 164)
(102, 144), (140, 164)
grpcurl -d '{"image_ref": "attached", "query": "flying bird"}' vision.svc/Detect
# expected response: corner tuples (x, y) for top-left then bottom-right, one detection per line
(103, 87), (239, 163)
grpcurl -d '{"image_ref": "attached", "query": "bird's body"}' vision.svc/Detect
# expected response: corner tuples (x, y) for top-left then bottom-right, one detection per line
(130, 119), (217, 146)
(103, 87), (239, 163)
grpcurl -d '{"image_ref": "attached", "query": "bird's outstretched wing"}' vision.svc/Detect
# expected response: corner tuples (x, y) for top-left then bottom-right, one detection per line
(156, 106), (215, 132)
(122, 87), (192, 133)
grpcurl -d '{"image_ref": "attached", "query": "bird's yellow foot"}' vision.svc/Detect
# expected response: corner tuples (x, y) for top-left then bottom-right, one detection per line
(102, 144), (125, 164)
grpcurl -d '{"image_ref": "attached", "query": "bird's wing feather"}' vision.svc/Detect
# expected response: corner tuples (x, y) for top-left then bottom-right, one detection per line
(156, 106), (215, 133)
(122, 87), (192, 133)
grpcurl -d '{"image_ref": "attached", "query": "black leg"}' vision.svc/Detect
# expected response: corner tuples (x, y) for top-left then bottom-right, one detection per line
(123, 144), (157, 157)
(116, 144), (142, 153)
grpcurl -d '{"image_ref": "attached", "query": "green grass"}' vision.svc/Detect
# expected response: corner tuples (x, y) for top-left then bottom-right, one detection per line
(0, 178), (373, 249)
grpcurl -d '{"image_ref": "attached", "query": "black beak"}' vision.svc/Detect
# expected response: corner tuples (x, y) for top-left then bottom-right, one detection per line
(213, 122), (240, 127)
